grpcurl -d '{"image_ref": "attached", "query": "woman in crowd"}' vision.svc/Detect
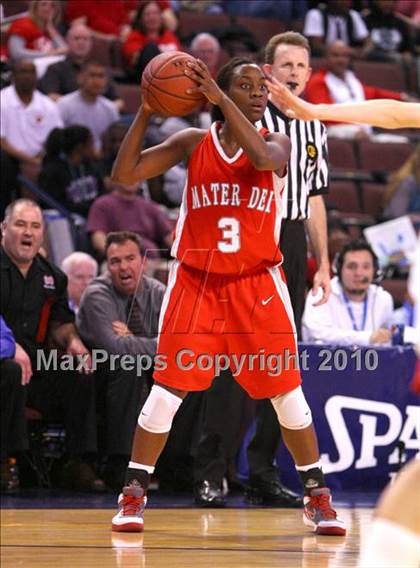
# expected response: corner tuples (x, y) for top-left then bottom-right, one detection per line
(121, 0), (181, 79)
(7, 0), (67, 61)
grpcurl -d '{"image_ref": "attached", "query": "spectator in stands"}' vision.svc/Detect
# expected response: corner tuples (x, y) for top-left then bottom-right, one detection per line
(364, 0), (414, 62)
(39, 125), (104, 218)
(39, 23), (124, 112)
(122, 1), (182, 79)
(222, 0), (307, 23)
(7, 0), (67, 62)
(57, 60), (119, 154)
(190, 33), (221, 77)
(0, 59), (63, 208)
(100, 122), (130, 180)
(65, 0), (177, 38)
(1, 198), (104, 492)
(305, 40), (408, 138)
(0, 316), (27, 493)
(65, 0), (137, 40)
(86, 179), (173, 262)
(302, 240), (394, 345)
(303, 0), (370, 56)
(396, 0), (420, 25)
(383, 145), (420, 218)
(61, 252), (98, 314)
(77, 231), (165, 489)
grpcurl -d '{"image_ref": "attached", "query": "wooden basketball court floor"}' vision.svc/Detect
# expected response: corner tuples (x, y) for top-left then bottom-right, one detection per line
(1, 505), (371, 567)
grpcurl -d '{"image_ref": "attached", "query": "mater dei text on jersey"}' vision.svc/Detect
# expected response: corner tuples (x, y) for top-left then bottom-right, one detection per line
(191, 183), (275, 213)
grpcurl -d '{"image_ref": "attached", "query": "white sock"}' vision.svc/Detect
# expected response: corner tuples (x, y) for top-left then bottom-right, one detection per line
(128, 461), (155, 474)
(358, 518), (420, 568)
(295, 460), (322, 472)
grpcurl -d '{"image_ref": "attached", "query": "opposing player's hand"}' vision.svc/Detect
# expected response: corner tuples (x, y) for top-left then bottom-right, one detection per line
(184, 59), (224, 105)
(265, 75), (315, 121)
(311, 267), (331, 306)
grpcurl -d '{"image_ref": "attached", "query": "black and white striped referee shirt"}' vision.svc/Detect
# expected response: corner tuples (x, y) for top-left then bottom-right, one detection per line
(257, 100), (329, 220)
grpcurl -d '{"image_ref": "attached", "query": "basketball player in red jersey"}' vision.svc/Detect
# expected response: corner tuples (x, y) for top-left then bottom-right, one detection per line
(110, 57), (346, 536)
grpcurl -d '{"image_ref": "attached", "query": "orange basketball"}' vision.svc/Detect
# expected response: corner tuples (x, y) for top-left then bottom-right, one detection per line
(141, 51), (206, 117)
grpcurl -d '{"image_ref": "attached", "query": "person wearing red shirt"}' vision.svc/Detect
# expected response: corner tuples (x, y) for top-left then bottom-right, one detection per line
(305, 41), (408, 137)
(7, 0), (67, 61)
(65, 0), (136, 38)
(122, 1), (181, 79)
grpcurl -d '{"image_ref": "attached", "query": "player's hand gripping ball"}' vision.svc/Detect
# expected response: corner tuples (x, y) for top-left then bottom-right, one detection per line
(141, 51), (206, 116)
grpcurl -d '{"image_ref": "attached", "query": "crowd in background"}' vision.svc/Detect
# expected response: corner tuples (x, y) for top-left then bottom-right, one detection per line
(0, 0), (419, 494)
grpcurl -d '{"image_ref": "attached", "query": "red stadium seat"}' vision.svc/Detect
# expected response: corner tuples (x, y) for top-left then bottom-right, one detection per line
(359, 141), (413, 173)
(353, 60), (406, 92)
(328, 139), (358, 170)
(326, 181), (361, 213)
(361, 182), (386, 216)
(381, 278), (408, 306)
(115, 83), (141, 114)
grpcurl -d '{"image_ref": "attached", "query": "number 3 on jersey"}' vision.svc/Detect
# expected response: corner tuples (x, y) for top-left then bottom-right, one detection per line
(217, 217), (240, 253)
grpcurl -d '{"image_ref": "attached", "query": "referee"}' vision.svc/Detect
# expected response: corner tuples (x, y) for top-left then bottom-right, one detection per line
(246, 31), (331, 504)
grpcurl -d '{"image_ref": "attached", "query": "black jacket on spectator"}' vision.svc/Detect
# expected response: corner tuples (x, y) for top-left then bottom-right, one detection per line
(0, 246), (98, 457)
(0, 248), (74, 363)
(39, 156), (103, 217)
(364, 10), (413, 54)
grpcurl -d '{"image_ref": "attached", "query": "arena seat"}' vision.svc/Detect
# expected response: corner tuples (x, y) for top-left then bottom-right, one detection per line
(178, 11), (229, 43)
(90, 35), (114, 68)
(381, 278), (408, 307)
(353, 60), (406, 92)
(361, 182), (386, 217)
(328, 139), (358, 170)
(358, 141), (413, 173)
(235, 16), (286, 46)
(2, 0), (29, 18)
(115, 83), (141, 114)
(326, 181), (361, 213)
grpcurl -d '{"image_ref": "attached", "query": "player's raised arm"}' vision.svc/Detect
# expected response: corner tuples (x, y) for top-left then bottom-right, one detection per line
(266, 75), (420, 129)
(186, 59), (290, 172)
(111, 101), (204, 186)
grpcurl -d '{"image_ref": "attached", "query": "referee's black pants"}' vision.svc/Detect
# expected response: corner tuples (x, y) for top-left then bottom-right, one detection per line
(248, 219), (307, 481)
(193, 220), (307, 485)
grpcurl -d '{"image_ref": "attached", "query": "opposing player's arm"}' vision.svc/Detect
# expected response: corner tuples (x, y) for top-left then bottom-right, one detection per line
(111, 103), (205, 185)
(266, 76), (420, 129)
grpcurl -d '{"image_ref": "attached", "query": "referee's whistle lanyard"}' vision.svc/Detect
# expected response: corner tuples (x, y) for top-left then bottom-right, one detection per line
(342, 292), (368, 331)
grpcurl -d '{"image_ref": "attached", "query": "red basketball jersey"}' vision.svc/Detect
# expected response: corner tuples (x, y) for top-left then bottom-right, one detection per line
(172, 122), (286, 274)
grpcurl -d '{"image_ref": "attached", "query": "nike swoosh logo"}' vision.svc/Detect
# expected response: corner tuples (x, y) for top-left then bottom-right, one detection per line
(262, 295), (274, 306)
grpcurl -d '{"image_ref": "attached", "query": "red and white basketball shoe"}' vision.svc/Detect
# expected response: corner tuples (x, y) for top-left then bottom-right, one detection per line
(112, 483), (147, 532)
(303, 487), (346, 536)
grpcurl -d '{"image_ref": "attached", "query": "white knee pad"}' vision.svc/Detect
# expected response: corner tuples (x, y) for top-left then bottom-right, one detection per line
(271, 386), (312, 430)
(138, 385), (183, 433)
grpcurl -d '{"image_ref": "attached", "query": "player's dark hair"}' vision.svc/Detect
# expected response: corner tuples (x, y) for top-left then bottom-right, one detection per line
(211, 56), (256, 122)
(105, 231), (144, 256)
(44, 126), (92, 160)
